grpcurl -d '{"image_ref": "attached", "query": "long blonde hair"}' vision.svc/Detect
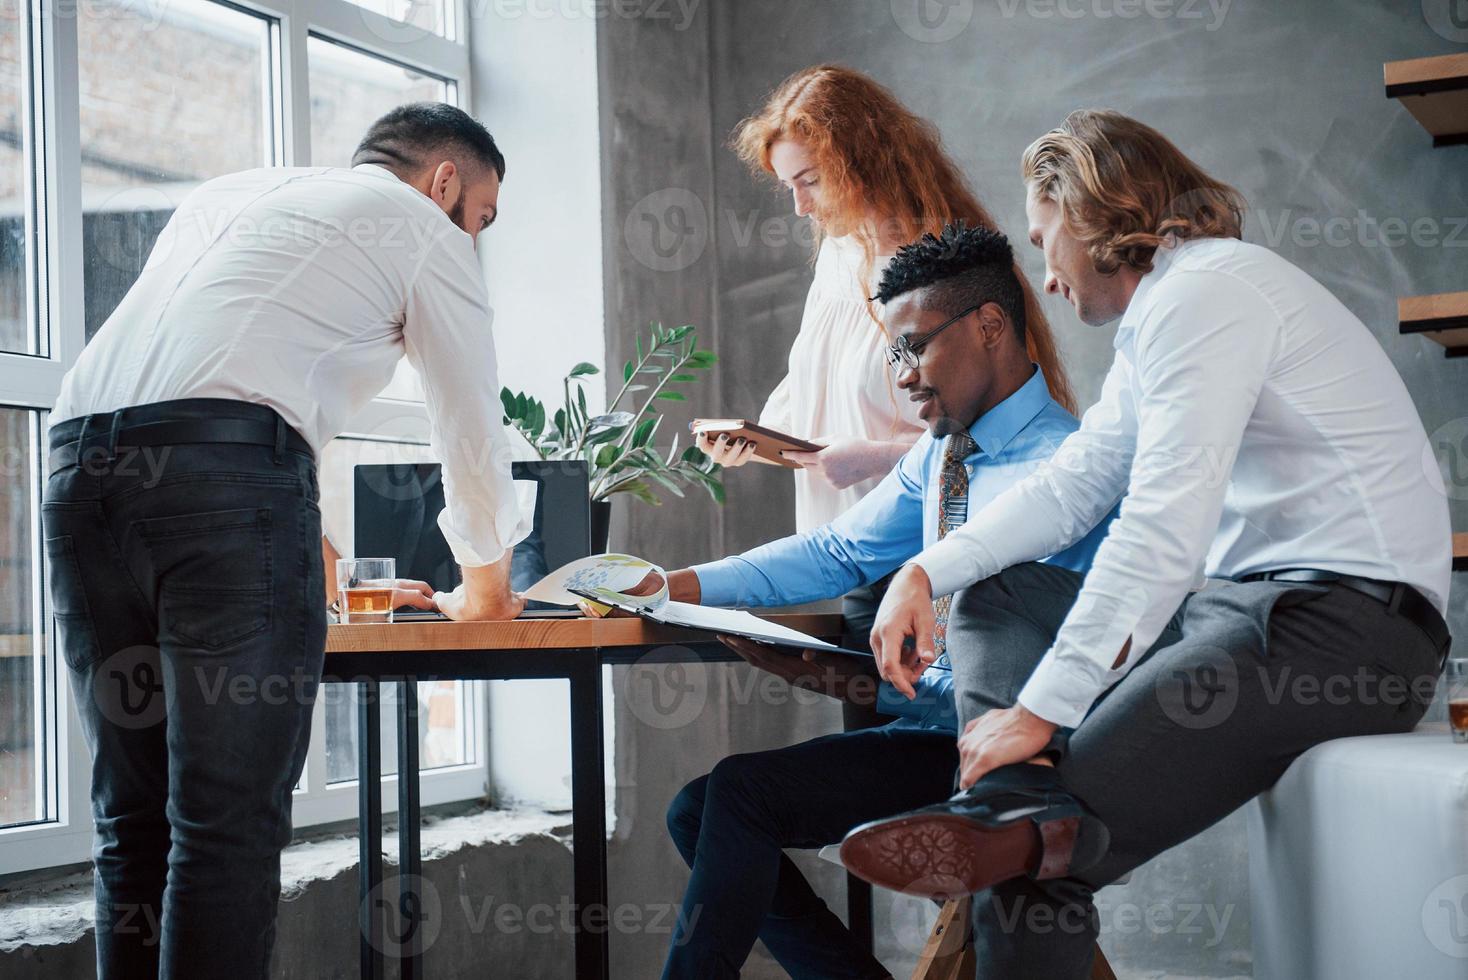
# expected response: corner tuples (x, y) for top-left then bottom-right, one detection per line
(733, 64), (1077, 415)
(1022, 109), (1245, 276)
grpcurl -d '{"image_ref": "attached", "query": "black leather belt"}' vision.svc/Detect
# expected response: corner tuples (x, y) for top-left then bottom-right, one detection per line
(1239, 568), (1452, 668)
(48, 417), (312, 476)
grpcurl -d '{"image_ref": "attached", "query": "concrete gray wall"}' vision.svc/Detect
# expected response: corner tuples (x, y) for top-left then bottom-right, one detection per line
(599, 1), (1468, 977)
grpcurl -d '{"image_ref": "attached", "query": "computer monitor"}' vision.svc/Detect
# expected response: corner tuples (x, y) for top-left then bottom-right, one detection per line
(353, 460), (592, 615)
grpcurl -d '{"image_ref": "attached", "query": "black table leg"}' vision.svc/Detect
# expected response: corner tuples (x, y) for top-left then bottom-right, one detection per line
(839, 700), (881, 955)
(358, 679), (384, 980)
(568, 658), (610, 980)
(846, 874), (874, 955)
(397, 678), (423, 979)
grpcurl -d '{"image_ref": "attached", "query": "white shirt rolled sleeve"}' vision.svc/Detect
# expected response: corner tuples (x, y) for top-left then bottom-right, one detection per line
(403, 228), (532, 567)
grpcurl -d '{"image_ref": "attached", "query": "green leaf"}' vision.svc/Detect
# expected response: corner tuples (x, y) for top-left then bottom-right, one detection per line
(604, 479), (660, 506)
(640, 363), (665, 374)
(568, 362), (599, 379)
(688, 351), (718, 368)
(594, 444), (622, 469)
(500, 388), (519, 418)
(669, 373), (697, 383)
(645, 469), (685, 498)
(577, 385), (588, 422)
(655, 391), (686, 402)
(530, 401), (546, 437)
(681, 445), (708, 464)
(585, 424), (627, 446)
(624, 384), (649, 394)
(635, 335), (643, 362)
(554, 408), (566, 435)
(632, 417), (659, 449)
(706, 480), (726, 505)
(623, 360), (634, 384)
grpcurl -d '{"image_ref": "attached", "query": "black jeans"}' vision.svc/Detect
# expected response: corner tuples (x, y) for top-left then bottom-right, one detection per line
(661, 724), (958, 980)
(43, 400), (325, 980)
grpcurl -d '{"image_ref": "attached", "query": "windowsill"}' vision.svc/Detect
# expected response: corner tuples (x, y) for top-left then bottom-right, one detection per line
(0, 805), (570, 952)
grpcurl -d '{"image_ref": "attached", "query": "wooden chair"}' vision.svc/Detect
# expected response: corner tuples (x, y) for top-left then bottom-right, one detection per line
(911, 897), (1116, 980)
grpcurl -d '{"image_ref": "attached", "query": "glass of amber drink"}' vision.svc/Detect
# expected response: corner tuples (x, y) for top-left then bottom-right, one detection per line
(337, 558), (396, 625)
(1448, 659), (1468, 744)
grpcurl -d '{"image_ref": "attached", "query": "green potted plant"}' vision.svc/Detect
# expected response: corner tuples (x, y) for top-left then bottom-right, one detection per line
(500, 323), (725, 550)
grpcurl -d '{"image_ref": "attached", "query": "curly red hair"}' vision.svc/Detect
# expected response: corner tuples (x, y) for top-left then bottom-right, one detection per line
(732, 64), (1076, 415)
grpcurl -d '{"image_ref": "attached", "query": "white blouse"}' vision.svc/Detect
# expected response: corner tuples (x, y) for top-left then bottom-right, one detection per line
(759, 234), (925, 532)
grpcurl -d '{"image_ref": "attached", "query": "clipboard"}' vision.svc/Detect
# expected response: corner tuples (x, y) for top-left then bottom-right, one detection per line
(569, 588), (871, 659)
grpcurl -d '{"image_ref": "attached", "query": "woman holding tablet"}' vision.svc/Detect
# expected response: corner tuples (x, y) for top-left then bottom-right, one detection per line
(702, 64), (1075, 633)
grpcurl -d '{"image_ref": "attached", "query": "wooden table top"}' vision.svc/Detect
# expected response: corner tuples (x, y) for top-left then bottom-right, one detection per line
(325, 613), (846, 654)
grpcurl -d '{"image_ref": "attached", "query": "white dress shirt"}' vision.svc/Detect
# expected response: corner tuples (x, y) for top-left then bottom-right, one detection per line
(52, 164), (529, 567)
(759, 234), (925, 532)
(912, 237), (1452, 728)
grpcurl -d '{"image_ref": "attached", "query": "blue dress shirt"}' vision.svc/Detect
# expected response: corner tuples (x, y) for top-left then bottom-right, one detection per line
(691, 367), (1118, 733)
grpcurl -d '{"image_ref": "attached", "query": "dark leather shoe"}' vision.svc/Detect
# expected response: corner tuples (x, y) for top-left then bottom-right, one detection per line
(838, 763), (1110, 899)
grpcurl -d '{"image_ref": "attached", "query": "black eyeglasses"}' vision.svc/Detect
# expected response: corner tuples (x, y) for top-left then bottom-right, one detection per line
(886, 305), (981, 377)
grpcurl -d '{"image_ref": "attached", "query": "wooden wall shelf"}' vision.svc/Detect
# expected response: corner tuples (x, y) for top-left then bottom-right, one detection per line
(1399, 292), (1468, 358)
(1455, 533), (1468, 572)
(1385, 53), (1468, 146)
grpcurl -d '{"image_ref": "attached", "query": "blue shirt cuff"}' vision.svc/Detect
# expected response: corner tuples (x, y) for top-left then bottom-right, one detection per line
(689, 559), (744, 608)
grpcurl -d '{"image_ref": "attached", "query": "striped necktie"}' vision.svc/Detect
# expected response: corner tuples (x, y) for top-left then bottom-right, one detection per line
(931, 431), (977, 665)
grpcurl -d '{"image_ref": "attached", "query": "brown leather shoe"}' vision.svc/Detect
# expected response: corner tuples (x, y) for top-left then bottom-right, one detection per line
(838, 763), (1110, 899)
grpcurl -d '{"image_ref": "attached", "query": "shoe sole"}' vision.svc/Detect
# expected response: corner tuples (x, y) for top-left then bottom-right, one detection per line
(839, 812), (1048, 900)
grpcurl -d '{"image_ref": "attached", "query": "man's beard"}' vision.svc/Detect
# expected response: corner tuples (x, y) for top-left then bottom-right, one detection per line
(447, 195), (467, 235)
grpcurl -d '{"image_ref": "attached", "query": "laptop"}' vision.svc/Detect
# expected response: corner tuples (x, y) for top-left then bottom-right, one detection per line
(353, 460), (592, 621)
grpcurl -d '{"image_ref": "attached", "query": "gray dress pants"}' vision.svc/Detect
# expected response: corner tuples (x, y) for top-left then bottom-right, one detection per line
(945, 561), (1445, 978)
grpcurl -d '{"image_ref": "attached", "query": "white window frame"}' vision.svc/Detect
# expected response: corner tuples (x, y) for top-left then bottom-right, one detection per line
(0, 0), (487, 878)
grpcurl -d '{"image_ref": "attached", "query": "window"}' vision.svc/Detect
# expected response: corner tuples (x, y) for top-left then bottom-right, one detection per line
(78, 0), (274, 338)
(0, 410), (46, 828)
(342, 0), (454, 40)
(0, 0), (479, 876)
(1, 11), (38, 355)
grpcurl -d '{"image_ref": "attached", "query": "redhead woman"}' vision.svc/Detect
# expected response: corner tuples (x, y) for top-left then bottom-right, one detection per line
(703, 64), (1075, 636)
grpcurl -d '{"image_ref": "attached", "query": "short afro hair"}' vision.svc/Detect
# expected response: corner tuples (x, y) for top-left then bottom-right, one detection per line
(874, 223), (1026, 341)
(352, 102), (506, 181)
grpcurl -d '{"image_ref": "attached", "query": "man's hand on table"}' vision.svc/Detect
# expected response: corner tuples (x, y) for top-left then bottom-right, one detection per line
(434, 551), (527, 621)
(390, 579), (437, 612)
(718, 635), (880, 705)
(869, 563), (939, 700)
(434, 584), (526, 621)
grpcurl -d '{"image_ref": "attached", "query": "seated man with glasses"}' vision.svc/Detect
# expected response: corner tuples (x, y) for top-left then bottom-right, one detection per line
(633, 223), (1118, 980)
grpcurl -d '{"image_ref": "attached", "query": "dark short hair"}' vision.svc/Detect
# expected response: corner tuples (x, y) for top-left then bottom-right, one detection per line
(352, 102), (506, 181)
(874, 223), (1026, 341)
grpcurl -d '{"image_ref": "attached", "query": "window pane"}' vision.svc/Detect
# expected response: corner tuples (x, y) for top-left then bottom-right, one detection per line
(0, 11), (37, 354)
(341, 0), (452, 41)
(308, 37), (450, 405)
(79, 0), (272, 339)
(317, 437), (475, 785)
(307, 36), (450, 169)
(0, 410), (44, 828)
